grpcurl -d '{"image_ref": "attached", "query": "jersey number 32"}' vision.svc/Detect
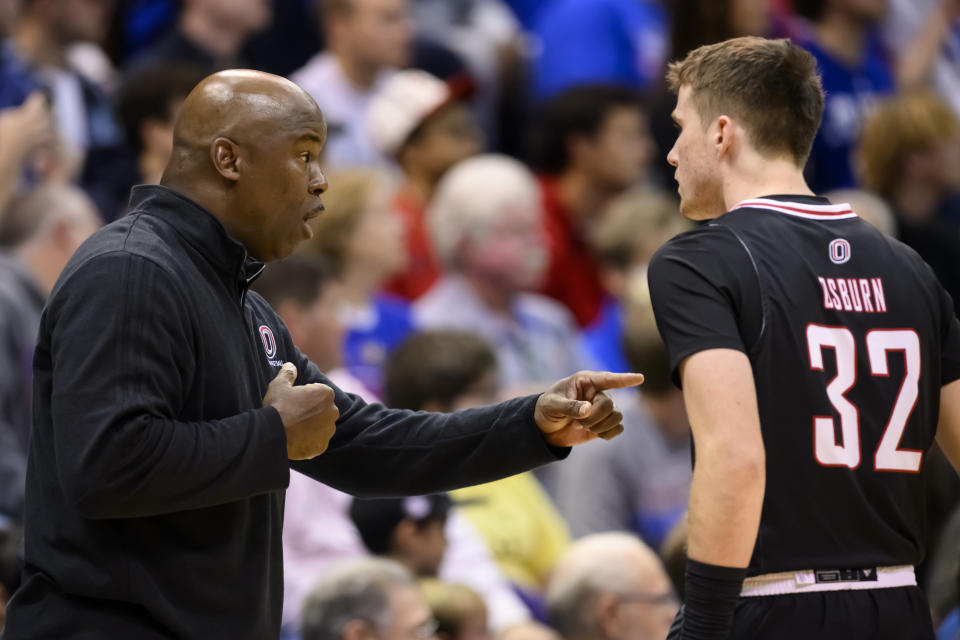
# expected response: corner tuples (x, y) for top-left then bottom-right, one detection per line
(806, 324), (922, 473)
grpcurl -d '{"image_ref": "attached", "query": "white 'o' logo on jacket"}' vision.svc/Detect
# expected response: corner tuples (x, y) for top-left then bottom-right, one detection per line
(259, 325), (277, 358)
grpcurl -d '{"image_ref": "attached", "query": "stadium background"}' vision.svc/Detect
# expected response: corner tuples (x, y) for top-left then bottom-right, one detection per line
(1, 0), (960, 638)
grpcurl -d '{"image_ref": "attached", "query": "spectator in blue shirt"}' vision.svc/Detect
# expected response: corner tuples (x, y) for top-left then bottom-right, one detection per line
(793, 0), (895, 192)
(10, 0), (130, 220)
(530, 0), (668, 101)
(0, 42), (36, 111)
(0, 2), (52, 214)
(503, 0), (556, 31)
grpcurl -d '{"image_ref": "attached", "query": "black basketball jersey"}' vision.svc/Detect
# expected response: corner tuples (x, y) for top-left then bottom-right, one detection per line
(648, 195), (960, 576)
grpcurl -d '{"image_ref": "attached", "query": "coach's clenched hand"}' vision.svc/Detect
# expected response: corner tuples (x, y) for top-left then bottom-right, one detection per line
(263, 362), (340, 460)
(535, 371), (645, 447)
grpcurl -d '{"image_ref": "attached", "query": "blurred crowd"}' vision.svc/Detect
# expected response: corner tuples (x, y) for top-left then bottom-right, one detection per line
(2, 0), (960, 638)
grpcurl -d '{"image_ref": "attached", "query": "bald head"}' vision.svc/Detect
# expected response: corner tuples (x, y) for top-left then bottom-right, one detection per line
(547, 533), (677, 640)
(159, 69), (329, 263)
(164, 69), (324, 183)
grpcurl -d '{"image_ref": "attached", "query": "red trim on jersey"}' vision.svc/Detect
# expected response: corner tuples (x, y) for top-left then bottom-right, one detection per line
(735, 198), (857, 220)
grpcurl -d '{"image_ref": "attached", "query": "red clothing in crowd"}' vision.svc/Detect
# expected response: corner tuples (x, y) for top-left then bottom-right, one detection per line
(537, 176), (606, 328)
(383, 188), (442, 300)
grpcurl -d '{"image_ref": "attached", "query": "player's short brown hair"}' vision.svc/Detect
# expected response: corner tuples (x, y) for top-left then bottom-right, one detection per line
(666, 36), (824, 165)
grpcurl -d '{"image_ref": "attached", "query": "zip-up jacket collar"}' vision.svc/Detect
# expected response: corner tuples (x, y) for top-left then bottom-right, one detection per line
(126, 185), (265, 296)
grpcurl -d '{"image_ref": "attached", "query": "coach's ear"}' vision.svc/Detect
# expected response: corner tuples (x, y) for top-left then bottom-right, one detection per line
(211, 137), (241, 182)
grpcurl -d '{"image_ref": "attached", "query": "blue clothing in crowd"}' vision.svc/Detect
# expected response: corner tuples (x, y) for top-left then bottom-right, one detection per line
(504, 0), (557, 30)
(800, 34), (895, 193)
(343, 295), (416, 398)
(938, 609), (960, 640)
(0, 41), (130, 221)
(582, 298), (630, 374)
(0, 42), (38, 110)
(531, 0), (668, 101)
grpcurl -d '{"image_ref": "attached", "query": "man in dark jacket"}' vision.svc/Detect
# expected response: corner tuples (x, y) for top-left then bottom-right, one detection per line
(3, 70), (641, 639)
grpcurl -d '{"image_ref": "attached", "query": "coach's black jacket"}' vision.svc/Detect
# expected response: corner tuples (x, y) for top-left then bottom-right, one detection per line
(4, 185), (566, 639)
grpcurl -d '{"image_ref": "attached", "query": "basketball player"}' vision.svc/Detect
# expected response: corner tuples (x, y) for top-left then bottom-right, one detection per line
(650, 36), (960, 639)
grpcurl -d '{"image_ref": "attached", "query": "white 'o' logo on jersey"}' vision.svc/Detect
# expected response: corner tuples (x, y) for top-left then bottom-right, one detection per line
(829, 238), (851, 264)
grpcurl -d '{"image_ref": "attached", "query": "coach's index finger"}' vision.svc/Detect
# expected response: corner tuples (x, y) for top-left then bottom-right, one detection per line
(578, 371), (645, 391)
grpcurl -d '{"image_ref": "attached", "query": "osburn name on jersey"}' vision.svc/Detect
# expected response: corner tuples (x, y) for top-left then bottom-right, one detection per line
(817, 277), (887, 313)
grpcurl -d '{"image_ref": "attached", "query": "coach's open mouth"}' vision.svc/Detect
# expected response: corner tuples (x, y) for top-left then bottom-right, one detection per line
(303, 205), (324, 221)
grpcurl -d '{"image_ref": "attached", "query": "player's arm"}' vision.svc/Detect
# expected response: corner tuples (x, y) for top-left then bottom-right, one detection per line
(671, 348), (764, 639)
(681, 349), (765, 565)
(647, 226), (765, 640)
(936, 378), (960, 473)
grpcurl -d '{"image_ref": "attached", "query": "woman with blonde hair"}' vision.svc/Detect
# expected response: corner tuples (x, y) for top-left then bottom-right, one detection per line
(301, 169), (413, 396)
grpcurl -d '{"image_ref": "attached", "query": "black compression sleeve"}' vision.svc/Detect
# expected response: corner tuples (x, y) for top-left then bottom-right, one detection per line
(673, 559), (747, 640)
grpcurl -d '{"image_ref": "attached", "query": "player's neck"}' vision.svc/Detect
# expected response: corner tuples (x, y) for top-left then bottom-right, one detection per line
(723, 160), (814, 211)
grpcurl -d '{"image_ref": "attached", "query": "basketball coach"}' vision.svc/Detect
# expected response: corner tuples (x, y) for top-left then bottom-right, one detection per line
(2, 70), (643, 639)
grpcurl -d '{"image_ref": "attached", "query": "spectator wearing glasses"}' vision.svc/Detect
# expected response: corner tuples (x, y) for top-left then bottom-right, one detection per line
(545, 533), (677, 640)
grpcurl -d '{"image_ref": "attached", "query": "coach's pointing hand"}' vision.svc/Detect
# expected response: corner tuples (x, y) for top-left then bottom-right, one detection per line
(535, 371), (645, 447)
(263, 362), (340, 460)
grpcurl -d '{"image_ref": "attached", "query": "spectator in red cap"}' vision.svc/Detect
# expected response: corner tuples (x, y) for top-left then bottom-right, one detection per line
(368, 68), (483, 300)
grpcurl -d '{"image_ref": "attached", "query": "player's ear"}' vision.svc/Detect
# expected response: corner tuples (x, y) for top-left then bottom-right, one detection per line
(715, 115), (734, 158)
(211, 137), (241, 182)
